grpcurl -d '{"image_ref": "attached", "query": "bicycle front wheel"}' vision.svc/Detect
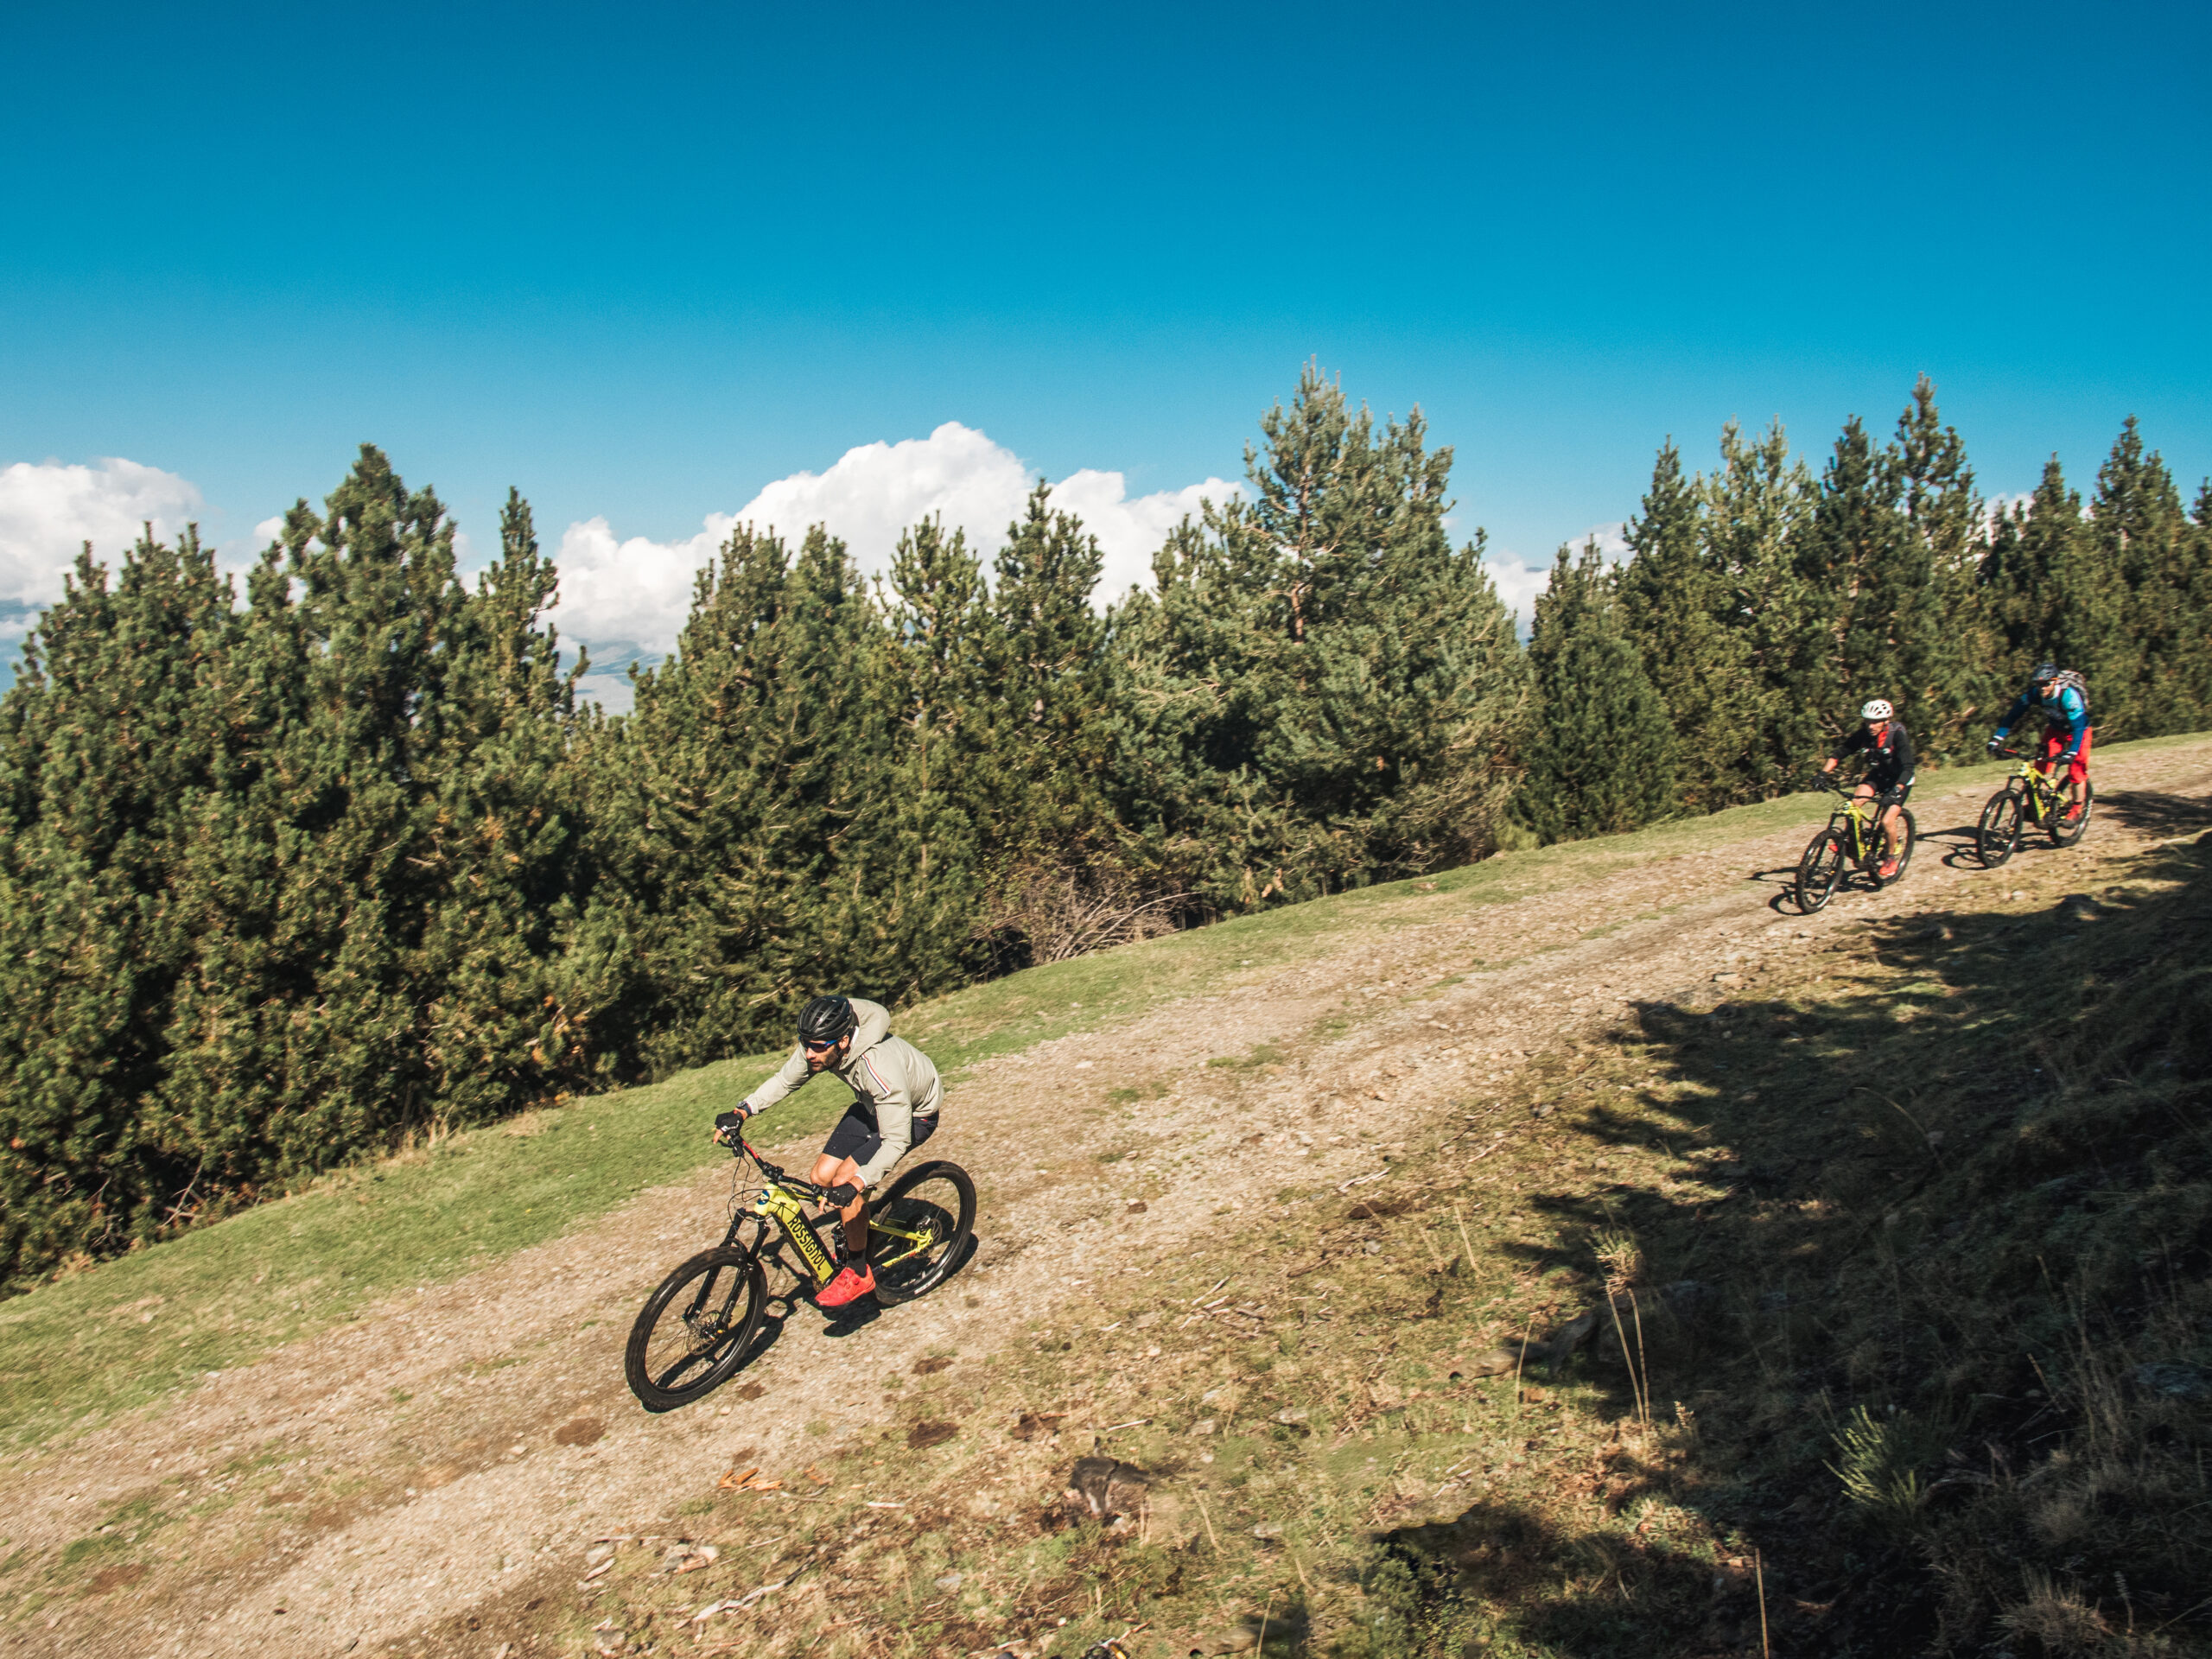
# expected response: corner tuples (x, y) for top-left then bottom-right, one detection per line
(1977, 790), (2022, 868)
(868, 1161), (976, 1305)
(2050, 778), (2094, 848)
(625, 1247), (767, 1413)
(1796, 826), (1846, 913)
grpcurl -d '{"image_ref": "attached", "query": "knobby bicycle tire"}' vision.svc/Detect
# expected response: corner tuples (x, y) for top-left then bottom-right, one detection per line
(625, 1246), (768, 1413)
(1977, 789), (2022, 868)
(867, 1160), (976, 1305)
(1796, 825), (1846, 914)
(2049, 778), (2095, 848)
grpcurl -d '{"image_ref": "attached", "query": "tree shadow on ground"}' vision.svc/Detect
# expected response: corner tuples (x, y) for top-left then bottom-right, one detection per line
(1389, 835), (2212, 1655)
(2097, 787), (2212, 837)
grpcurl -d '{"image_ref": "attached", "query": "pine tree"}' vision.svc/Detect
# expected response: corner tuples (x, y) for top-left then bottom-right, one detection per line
(985, 483), (1115, 870)
(1887, 378), (1985, 756)
(1701, 419), (1821, 795)
(0, 529), (238, 1279)
(1115, 365), (1522, 906)
(1514, 541), (1676, 843)
(412, 490), (594, 1117)
(1979, 457), (2120, 726)
(2093, 417), (2195, 735)
(1616, 440), (1753, 811)
(162, 448), (474, 1185)
(593, 522), (887, 1072)
(872, 516), (993, 992)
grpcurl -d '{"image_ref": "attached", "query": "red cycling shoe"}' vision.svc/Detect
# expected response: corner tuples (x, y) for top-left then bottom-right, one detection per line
(816, 1262), (876, 1308)
(1878, 857), (1899, 880)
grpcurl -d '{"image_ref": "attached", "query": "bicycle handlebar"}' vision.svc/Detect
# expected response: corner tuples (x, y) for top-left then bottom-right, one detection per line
(727, 1135), (829, 1201)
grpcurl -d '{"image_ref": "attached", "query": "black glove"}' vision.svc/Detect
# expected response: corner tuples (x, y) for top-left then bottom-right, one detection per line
(713, 1108), (750, 1143)
(823, 1181), (862, 1210)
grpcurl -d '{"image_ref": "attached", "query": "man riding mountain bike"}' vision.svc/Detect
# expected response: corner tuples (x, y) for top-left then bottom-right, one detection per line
(711, 995), (944, 1309)
(1989, 663), (2092, 823)
(1822, 697), (1915, 880)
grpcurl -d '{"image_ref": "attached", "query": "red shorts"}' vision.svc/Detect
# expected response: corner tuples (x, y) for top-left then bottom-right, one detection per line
(2040, 723), (2092, 786)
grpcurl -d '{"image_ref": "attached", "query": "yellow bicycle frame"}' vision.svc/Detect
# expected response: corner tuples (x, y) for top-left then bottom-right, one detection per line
(2009, 756), (2069, 823)
(731, 1160), (944, 1289)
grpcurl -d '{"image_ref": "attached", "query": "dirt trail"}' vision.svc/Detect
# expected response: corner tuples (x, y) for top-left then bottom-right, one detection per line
(10, 741), (2212, 1658)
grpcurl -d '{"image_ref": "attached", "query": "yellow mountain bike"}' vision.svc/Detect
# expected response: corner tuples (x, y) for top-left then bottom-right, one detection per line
(1976, 746), (2094, 866)
(1796, 773), (1916, 913)
(624, 1136), (975, 1412)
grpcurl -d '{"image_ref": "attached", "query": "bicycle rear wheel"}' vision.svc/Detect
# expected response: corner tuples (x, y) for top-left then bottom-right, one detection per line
(625, 1247), (767, 1412)
(1796, 826), (1846, 913)
(1879, 810), (1917, 887)
(2050, 778), (2094, 848)
(868, 1161), (976, 1305)
(1976, 790), (2022, 868)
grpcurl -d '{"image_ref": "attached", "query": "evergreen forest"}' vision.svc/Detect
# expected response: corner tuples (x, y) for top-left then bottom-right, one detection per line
(3, 367), (2209, 1288)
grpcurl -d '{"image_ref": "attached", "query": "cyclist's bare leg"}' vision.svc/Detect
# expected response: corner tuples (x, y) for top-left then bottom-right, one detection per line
(810, 1152), (868, 1255)
(1849, 784), (1880, 849)
(1853, 783), (1903, 860)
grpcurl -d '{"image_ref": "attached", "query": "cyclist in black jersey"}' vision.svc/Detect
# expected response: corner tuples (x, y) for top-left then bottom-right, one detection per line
(1821, 697), (1915, 880)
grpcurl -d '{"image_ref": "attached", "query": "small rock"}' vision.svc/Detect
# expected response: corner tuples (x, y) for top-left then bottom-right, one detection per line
(1712, 972), (1745, 987)
(1066, 1455), (1147, 1519)
(2133, 1363), (2211, 1401)
(1270, 1407), (1309, 1425)
(585, 1545), (614, 1567)
(1251, 1522), (1283, 1541)
(1125, 1199), (1148, 1213)
(934, 1572), (963, 1592)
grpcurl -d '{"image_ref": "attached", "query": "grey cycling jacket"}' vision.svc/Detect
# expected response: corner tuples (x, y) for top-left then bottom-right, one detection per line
(741, 998), (943, 1187)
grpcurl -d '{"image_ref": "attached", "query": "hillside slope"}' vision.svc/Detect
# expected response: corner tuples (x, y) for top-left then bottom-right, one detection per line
(4, 736), (2209, 1659)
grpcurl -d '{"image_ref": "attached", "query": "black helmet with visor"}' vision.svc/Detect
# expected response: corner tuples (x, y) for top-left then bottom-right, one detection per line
(798, 994), (857, 1049)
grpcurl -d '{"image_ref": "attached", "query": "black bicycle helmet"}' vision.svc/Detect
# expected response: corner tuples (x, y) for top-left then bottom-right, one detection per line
(798, 994), (857, 1046)
(2032, 662), (2059, 683)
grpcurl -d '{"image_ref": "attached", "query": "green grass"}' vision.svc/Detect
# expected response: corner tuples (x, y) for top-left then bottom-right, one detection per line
(0, 1052), (801, 1446)
(2, 736), (2199, 1453)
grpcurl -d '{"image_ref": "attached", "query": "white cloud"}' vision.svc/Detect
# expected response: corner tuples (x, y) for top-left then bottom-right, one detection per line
(1481, 522), (1633, 635)
(1570, 520), (1631, 561)
(0, 458), (205, 605)
(1484, 556), (1554, 632)
(553, 423), (1237, 659)
(554, 513), (731, 658)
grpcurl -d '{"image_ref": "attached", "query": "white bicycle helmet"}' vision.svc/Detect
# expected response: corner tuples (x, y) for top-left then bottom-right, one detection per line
(1860, 698), (1895, 721)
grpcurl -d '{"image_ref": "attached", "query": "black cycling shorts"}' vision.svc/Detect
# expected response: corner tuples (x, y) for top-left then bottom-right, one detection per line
(821, 1102), (937, 1172)
(1862, 776), (1913, 806)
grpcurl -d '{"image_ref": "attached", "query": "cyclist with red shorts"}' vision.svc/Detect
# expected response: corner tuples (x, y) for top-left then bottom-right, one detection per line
(1989, 664), (2092, 823)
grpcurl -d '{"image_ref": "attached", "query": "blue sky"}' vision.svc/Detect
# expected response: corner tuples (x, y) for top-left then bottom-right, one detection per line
(3, 0), (2207, 684)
